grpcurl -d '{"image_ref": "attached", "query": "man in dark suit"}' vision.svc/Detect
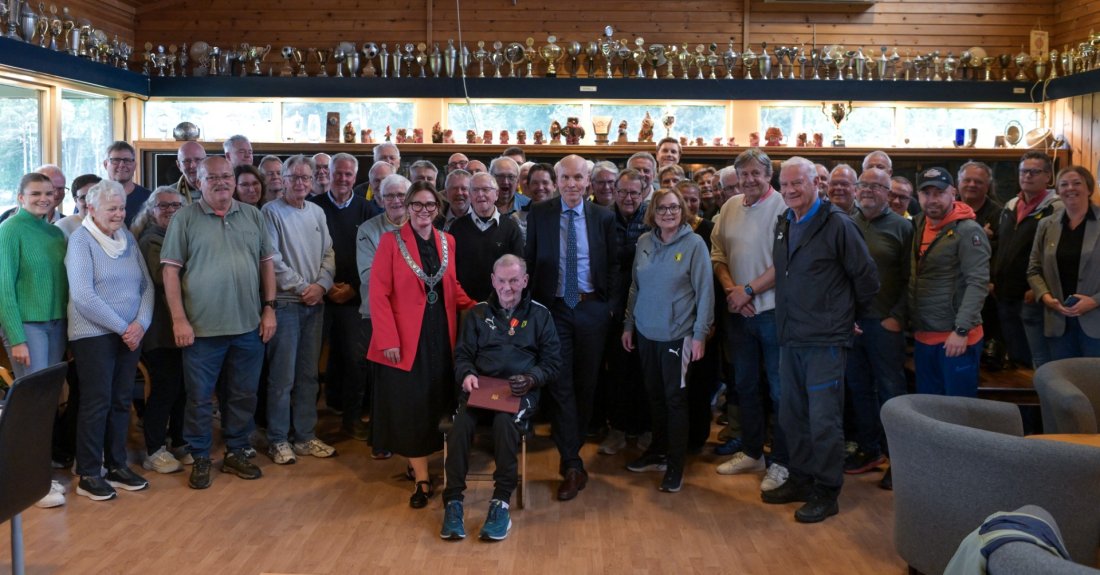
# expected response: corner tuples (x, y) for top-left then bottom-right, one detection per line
(524, 154), (620, 502)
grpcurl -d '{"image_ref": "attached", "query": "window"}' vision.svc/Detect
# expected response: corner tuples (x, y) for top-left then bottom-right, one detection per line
(899, 106), (1040, 148)
(591, 104), (726, 143)
(447, 102), (583, 140)
(760, 105), (896, 148)
(144, 101), (281, 142)
(0, 84), (41, 214)
(61, 90), (112, 214)
(281, 101), (414, 143)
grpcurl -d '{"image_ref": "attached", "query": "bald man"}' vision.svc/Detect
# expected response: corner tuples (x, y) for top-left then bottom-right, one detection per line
(171, 141), (207, 203)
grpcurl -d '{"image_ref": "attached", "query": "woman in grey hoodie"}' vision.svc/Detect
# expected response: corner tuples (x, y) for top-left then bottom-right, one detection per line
(621, 188), (714, 493)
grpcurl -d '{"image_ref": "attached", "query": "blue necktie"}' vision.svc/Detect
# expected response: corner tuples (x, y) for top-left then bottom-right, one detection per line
(564, 209), (579, 308)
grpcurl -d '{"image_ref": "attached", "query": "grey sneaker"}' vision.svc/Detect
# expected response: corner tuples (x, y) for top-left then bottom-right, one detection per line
(760, 463), (789, 491)
(170, 444), (194, 465)
(143, 446), (183, 474)
(222, 450), (262, 480)
(268, 441), (297, 465)
(716, 452), (765, 475)
(292, 438), (337, 458)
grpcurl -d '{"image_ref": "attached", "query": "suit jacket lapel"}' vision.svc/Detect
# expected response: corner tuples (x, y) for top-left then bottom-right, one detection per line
(1079, 206), (1100, 283)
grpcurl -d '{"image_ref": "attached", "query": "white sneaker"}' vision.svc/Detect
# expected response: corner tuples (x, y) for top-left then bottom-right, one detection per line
(292, 438), (337, 458)
(598, 429), (627, 455)
(760, 463), (789, 491)
(142, 446), (183, 474)
(34, 480), (66, 508)
(268, 441), (297, 465)
(716, 452), (765, 475)
(636, 432), (653, 452)
(170, 445), (194, 465)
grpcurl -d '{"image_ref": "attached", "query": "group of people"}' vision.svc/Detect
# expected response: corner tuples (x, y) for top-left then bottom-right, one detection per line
(1, 131), (1096, 541)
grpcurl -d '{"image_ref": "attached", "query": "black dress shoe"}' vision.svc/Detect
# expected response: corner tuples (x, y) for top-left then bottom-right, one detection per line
(795, 496), (839, 523)
(878, 468), (893, 490)
(410, 480), (433, 509)
(761, 477), (812, 504)
(557, 468), (588, 501)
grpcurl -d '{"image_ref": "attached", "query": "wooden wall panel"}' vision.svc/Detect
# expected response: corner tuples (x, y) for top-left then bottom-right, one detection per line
(131, 0), (1052, 73)
(65, 0), (136, 46)
(1052, 0), (1100, 50)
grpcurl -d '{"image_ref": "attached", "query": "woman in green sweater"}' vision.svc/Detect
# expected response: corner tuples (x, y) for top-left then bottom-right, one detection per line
(0, 173), (69, 379)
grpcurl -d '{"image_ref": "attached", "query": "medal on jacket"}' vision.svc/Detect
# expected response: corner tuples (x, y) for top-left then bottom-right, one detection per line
(509, 318), (519, 336)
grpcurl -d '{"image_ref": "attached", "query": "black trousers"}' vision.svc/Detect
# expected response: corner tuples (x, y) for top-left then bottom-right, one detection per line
(602, 317), (649, 435)
(142, 346), (186, 454)
(637, 333), (690, 469)
(71, 334), (141, 476)
(443, 398), (532, 504)
(324, 306), (371, 428)
(546, 298), (610, 472)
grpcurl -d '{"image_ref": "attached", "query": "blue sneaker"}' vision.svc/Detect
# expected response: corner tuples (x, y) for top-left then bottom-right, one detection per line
(479, 499), (512, 541)
(715, 437), (744, 456)
(440, 500), (466, 540)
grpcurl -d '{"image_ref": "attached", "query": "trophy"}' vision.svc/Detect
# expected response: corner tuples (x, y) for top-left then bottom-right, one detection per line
(460, 43), (470, 77)
(797, 47), (809, 79)
(179, 42), (188, 76)
(316, 48), (330, 77)
(759, 42), (772, 79)
(566, 40), (581, 78)
(250, 44), (270, 76)
(742, 47), (756, 80)
(20, 0), (36, 44)
(629, 38), (645, 79)
(822, 101), (854, 147)
(773, 47), (788, 79)
(661, 110), (675, 139)
(592, 115), (612, 144)
(444, 39), (457, 77)
(998, 53), (1011, 81)
(490, 41), (504, 78)
(1014, 51), (1032, 81)
(691, 45), (705, 80)
(943, 52), (957, 81)
(584, 40), (598, 77)
(3, 0), (21, 39)
(290, 47), (304, 77)
(647, 44), (666, 79)
(356, 43), (371, 77)
(810, 49), (821, 80)
(600, 26), (614, 78)
(191, 41), (209, 76)
(504, 42), (524, 77)
(852, 47), (866, 80)
(473, 40), (487, 77)
(390, 43), (402, 77)
(981, 56), (994, 81)
(167, 44), (178, 76)
(1048, 49), (1059, 80)
(723, 39), (738, 79)
(46, 3), (59, 51)
(675, 43), (689, 79)
(786, 46), (800, 79)
(705, 43), (719, 79)
(615, 40), (631, 78)
(427, 42), (441, 77)
(333, 49), (346, 77)
(415, 43), (427, 78)
(524, 37), (536, 77)
(540, 35), (563, 77)
(154, 45), (166, 77)
(378, 43), (389, 77)
(402, 43), (415, 78)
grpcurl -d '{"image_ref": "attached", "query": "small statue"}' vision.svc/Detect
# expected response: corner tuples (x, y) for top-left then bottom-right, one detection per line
(343, 122), (356, 143)
(466, 129), (477, 144)
(483, 129), (493, 145)
(516, 129), (527, 145)
(563, 117), (585, 145)
(637, 112), (654, 143)
(500, 130), (509, 145)
(385, 125), (392, 142)
(694, 137), (704, 147)
(432, 122), (443, 143)
(812, 132), (824, 148)
(364, 129), (374, 144)
(749, 132), (760, 147)
(617, 120), (629, 144)
(726, 137), (736, 146)
(534, 130), (545, 145)
(796, 132), (808, 147)
(413, 128), (423, 143)
(443, 129), (455, 144)
(549, 121), (562, 145)
(395, 128), (407, 144)
(679, 136), (688, 147)
(713, 137), (723, 146)
(765, 126), (783, 147)
(361, 129), (369, 144)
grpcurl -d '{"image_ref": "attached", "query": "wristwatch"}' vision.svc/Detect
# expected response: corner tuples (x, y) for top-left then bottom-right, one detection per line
(263, 300), (277, 309)
(743, 284), (755, 297)
(954, 326), (969, 337)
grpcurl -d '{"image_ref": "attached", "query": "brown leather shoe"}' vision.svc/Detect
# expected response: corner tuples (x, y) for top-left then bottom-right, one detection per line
(557, 468), (588, 501)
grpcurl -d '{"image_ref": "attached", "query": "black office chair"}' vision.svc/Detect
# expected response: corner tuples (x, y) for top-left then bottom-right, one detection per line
(0, 362), (67, 575)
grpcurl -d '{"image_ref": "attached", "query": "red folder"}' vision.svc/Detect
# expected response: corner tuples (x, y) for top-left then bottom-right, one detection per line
(467, 375), (520, 414)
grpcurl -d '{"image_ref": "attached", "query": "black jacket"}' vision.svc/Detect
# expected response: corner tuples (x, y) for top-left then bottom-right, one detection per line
(992, 192), (1061, 300)
(453, 292), (561, 395)
(774, 200), (880, 347)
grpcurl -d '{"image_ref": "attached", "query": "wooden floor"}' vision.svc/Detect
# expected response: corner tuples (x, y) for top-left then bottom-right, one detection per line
(0, 409), (905, 575)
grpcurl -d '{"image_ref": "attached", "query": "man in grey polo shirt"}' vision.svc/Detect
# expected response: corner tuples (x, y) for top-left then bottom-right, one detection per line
(161, 156), (277, 490)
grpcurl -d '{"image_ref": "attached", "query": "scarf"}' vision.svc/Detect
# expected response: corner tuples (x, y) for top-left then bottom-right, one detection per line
(81, 215), (127, 259)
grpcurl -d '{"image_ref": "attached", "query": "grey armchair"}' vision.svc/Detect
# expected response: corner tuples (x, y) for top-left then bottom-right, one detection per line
(1034, 358), (1100, 434)
(983, 506), (1100, 575)
(881, 394), (1100, 575)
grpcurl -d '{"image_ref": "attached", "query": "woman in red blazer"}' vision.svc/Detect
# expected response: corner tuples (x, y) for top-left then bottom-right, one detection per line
(368, 182), (475, 508)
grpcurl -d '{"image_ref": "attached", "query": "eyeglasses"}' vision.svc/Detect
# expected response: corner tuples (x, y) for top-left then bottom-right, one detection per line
(471, 187), (496, 195)
(616, 189), (643, 199)
(654, 204), (682, 215)
(203, 174), (234, 183)
(493, 173), (518, 181)
(381, 193), (406, 202)
(855, 182), (890, 193)
(108, 157), (135, 165)
(1019, 168), (1048, 177)
(409, 201), (438, 213)
(286, 175), (314, 183)
(447, 161), (468, 169)
(888, 192), (911, 202)
(155, 202), (183, 210)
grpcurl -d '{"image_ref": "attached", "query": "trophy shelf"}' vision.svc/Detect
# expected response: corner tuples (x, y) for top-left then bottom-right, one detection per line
(0, 36), (147, 95)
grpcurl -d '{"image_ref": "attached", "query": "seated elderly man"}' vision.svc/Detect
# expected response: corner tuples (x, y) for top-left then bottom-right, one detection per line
(440, 254), (561, 542)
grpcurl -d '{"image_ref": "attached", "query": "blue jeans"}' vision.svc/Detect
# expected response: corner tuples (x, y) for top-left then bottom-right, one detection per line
(914, 339), (982, 397)
(71, 334), (141, 476)
(845, 319), (907, 456)
(1, 320), (67, 380)
(998, 299), (1050, 369)
(182, 329), (265, 457)
(726, 310), (787, 464)
(265, 302), (324, 444)
(1048, 317), (1100, 361)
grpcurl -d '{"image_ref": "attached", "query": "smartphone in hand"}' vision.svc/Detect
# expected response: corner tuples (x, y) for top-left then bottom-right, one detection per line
(1064, 295), (1081, 307)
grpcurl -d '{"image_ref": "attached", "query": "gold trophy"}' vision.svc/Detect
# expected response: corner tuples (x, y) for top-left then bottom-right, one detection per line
(539, 35), (563, 77)
(292, 47), (306, 77)
(821, 101), (854, 147)
(316, 48), (330, 77)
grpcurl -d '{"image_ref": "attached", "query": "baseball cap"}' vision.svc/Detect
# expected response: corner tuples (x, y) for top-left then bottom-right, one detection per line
(917, 167), (954, 190)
